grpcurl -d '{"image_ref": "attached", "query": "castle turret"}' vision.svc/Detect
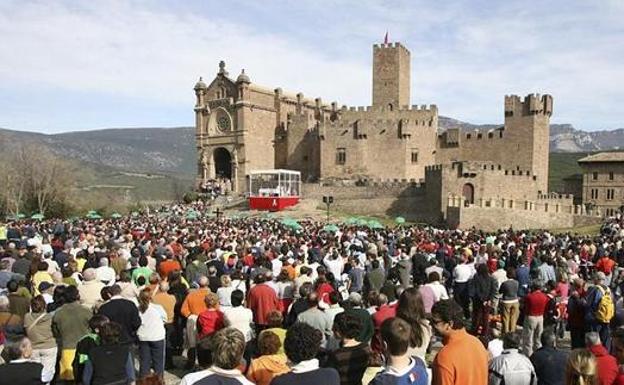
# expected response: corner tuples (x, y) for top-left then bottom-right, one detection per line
(236, 69), (250, 100)
(504, 93), (553, 193)
(372, 42), (411, 110)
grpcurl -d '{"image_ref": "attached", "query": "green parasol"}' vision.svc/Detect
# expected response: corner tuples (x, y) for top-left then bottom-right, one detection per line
(323, 224), (340, 233)
(86, 211), (103, 219)
(31, 213), (44, 220)
(344, 217), (359, 225)
(367, 220), (384, 229)
(186, 210), (199, 220)
(111, 212), (123, 219)
(395, 216), (406, 224)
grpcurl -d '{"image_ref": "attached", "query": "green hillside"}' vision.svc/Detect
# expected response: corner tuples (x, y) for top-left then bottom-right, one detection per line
(549, 152), (586, 192)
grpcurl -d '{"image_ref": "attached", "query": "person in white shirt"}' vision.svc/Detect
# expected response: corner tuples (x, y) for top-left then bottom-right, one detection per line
(323, 250), (344, 282)
(137, 288), (167, 378)
(424, 272), (449, 302)
(271, 257), (283, 278)
(95, 257), (116, 285)
(43, 254), (59, 275)
(221, 290), (254, 342)
(217, 275), (235, 307)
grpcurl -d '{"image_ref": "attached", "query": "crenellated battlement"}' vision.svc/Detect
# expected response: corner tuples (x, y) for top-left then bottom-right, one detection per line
(372, 41), (410, 54)
(459, 127), (505, 141)
(504, 93), (553, 117)
(344, 104), (437, 113)
(425, 164), (444, 172)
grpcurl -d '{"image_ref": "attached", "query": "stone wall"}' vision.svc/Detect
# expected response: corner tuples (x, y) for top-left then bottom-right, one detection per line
(301, 182), (433, 221)
(436, 94), (552, 193)
(372, 42), (410, 109)
(446, 196), (602, 231)
(319, 105), (437, 181)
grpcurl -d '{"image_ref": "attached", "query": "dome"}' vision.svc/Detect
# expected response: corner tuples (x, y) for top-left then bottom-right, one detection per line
(236, 69), (250, 84)
(194, 77), (207, 90)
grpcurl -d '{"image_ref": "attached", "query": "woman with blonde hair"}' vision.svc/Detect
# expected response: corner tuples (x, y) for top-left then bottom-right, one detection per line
(565, 349), (597, 385)
(217, 274), (234, 307)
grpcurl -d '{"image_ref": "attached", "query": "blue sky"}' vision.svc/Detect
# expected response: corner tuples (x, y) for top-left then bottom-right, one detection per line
(1, 0), (623, 133)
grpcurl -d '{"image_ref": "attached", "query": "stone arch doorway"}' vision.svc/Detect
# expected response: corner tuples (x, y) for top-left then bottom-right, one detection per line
(462, 183), (474, 205)
(214, 147), (232, 180)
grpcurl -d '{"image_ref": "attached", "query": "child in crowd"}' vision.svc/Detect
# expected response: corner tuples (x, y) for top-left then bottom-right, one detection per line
(369, 317), (428, 385)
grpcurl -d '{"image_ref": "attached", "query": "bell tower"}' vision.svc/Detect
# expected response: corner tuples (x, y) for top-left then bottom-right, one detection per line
(372, 42), (411, 109)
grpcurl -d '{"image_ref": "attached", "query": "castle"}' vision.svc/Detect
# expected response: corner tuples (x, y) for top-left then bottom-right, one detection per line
(193, 41), (601, 230)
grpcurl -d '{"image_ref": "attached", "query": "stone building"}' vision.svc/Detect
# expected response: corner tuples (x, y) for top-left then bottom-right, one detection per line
(192, 40), (600, 229)
(578, 152), (624, 217)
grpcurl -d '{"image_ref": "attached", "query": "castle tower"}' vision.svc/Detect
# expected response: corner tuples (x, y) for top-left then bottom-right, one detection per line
(504, 93), (553, 193)
(372, 42), (411, 109)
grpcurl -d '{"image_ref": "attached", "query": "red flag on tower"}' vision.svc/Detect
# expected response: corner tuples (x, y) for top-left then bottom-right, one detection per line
(384, 31), (389, 44)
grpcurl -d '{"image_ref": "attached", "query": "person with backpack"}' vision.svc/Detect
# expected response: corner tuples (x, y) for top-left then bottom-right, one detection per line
(586, 272), (615, 348)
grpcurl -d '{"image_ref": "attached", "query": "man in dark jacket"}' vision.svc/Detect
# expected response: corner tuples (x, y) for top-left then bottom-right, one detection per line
(98, 284), (141, 344)
(530, 328), (568, 385)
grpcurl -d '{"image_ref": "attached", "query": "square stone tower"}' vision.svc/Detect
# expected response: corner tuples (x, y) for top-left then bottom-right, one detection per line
(372, 42), (411, 109)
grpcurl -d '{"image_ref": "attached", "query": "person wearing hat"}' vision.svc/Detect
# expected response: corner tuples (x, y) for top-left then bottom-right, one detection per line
(585, 271), (615, 347)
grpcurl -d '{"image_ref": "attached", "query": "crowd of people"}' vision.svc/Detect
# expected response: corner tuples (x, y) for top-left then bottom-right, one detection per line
(1, 204), (624, 385)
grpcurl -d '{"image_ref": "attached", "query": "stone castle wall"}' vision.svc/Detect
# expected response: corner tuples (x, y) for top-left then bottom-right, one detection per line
(447, 198), (602, 231)
(435, 94), (552, 193)
(319, 104), (437, 181)
(302, 182), (433, 221)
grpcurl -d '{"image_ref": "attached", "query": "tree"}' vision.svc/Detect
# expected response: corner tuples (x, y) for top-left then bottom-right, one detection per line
(0, 144), (74, 217)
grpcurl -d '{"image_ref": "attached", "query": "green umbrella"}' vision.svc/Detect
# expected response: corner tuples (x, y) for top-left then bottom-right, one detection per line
(31, 213), (44, 220)
(344, 217), (359, 225)
(281, 218), (302, 230)
(367, 220), (384, 229)
(186, 210), (199, 220)
(356, 218), (368, 226)
(395, 216), (406, 224)
(323, 224), (340, 233)
(111, 212), (123, 219)
(86, 211), (102, 219)
(131, 211), (139, 217)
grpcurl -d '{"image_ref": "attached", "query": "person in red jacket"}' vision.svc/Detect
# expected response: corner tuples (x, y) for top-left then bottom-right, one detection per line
(612, 328), (624, 385)
(522, 281), (550, 356)
(586, 331), (618, 385)
(247, 273), (280, 330)
(596, 255), (616, 286)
